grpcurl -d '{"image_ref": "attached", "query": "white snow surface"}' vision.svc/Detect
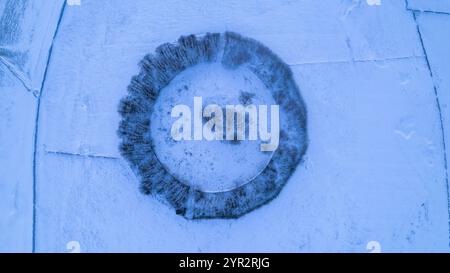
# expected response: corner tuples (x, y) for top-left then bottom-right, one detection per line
(151, 63), (276, 193)
(0, 0), (449, 252)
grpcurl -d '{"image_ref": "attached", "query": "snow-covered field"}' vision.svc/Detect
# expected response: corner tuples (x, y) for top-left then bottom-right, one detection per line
(1, 0), (450, 252)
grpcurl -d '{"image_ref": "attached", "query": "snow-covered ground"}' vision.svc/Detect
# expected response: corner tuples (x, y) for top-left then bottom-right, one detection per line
(1, 0), (450, 252)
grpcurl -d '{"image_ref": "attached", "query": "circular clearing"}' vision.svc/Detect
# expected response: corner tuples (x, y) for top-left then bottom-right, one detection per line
(151, 62), (275, 192)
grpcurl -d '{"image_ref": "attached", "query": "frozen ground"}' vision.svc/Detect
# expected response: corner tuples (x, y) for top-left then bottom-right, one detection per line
(1, 0), (450, 252)
(151, 62), (278, 193)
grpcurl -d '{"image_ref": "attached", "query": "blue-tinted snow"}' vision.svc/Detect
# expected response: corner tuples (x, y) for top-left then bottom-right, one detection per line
(0, 0), (64, 93)
(408, 0), (450, 14)
(1, 0), (450, 252)
(416, 12), (450, 215)
(0, 0), (64, 252)
(0, 63), (35, 252)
